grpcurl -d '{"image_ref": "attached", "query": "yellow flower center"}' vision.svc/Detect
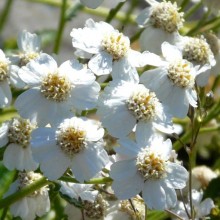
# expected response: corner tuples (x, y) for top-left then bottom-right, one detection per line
(150, 1), (184, 33)
(102, 32), (130, 60)
(41, 73), (71, 102)
(127, 85), (159, 121)
(167, 59), (195, 88)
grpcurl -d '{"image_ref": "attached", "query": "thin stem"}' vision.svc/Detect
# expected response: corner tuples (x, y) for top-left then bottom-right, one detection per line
(59, 176), (113, 184)
(53, 0), (67, 54)
(145, 205), (147, 220)
(165, 209), (184, 220)
(186, 9), (211, 36)
(184, 2), (202, 20)
(130, 28), (144, 44)
(0, 0), (13, 33)
(180, 0), (190, 11)
(0, 177), (50, 209)
(0, 207), (8, 220)
(105, 2), (125, 23)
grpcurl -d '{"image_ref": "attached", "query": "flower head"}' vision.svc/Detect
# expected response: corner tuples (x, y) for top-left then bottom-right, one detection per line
(97, 77), (173, 146)
(31, 116), (109, 182)
(71, 19), (144, 76)
(0, 117), (38, 171)
(15, 53), (100, 126)
(110, 136), (188, 210)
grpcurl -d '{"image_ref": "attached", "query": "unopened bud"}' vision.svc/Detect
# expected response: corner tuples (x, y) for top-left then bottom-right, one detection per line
(205, 91), (214, 108)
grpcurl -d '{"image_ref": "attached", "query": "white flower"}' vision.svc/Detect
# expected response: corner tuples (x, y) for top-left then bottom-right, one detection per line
(137, 0), (184, 54)
(176, 35), (216, 86)
(80, 0), (126, 9)
(97, 71), (173, 145)
(0, 117), (38, 171)
(110, 136), (188, 210)
(60, 181), (99, 202)
(173, 189), (215, 220)
(31, 116), (109, 182)
(15, 53), (100, 126)
(10, 30), (41, 89)
(5, 171), (50, 220)
(140, 42), (208, 118)
(70, 18), (144, 76)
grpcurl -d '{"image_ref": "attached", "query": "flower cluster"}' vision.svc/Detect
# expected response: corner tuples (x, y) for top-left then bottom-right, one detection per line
(0, 0), (219, 219)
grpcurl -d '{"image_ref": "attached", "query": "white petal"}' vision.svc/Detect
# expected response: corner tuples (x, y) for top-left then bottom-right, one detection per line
(160, 181), (177, 209)
(140, 27), (180, 54)
(136, 121), (155, 146)
(110, 159), (137, 181)
(136, 7), (151, 26)
(17, 30), (40, 52)
(70, 81), (100, 110)
(115, 138), (141, 158)
(197, 198), (215, 218)
(112, 58), (139, 83)
(141, 51), (166, 67)
(40, 148), (70, 180)
(88, 51), (113, 76)
(142, 180), (166, 210)
(127, 50), (147, 67)
(196, 67), (211, 87)
(186, 89), (197, 108)
(161, 42), (182, 62)
(0, 122), (9, 147)
(111, 173), (143, 200)
(98, 104), (136, 138)
(71, 144), (109, 182)
(165, 163), (188, 189)
(3, 144), (38, 171)
(0, 82), (12, 108)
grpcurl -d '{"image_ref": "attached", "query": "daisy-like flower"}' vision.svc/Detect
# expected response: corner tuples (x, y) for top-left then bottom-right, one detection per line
(137, 0), (184, 54)
(10, 30), (41, 89)
(80, 0), (126, 9)
(141, 42), (209, 118)
(0, 117), (38, 171)
(70, 18), (144, 76)
(172, 189), (215, 220)
(176, 35), (216, 86)
(31, 116), (109, 182)
(110, 136), (188, 210)
(15, 53), (100, 126)
(97, 69), (173, 145)
(5, 171), (50, 220)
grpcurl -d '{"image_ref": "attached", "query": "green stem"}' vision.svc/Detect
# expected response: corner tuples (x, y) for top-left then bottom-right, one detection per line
(180, 0), (190, 11)
(0, 177), (50, 209)
(184, 2), (202, 20)
(60, 176), (113, 184)
(0, 207), (8, 220)
(105, 2), (125, 23)
(120, 0), (138, 28)
(0, 0), (13, 33)
(186, 9), (211, 36)
(145, 205), (147, 220)
(165, 209), (184, 220)
(130, 28), (144, 44)
(53, 0), (67, 54)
